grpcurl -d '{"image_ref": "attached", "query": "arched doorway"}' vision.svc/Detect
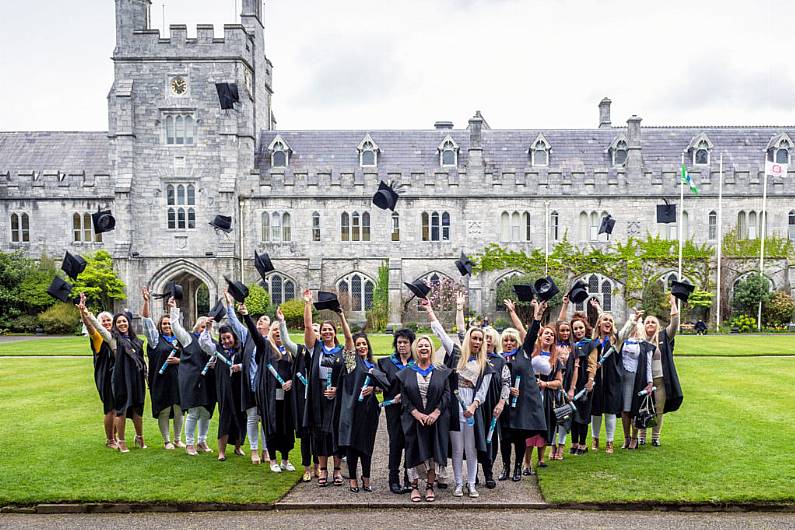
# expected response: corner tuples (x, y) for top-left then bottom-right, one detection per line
(148, 260), (216, 330)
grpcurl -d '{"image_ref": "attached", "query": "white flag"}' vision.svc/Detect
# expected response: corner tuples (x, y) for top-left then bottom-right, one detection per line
(765, 160), (788, 177)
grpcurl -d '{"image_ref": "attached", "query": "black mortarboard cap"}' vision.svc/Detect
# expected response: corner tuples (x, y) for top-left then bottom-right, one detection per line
(47, 276), (77, 304)
(209, 215), (233, 233)
(254, 251), (275, 281)
(154, 280), (183, 301)
(455, 251), (474, 277)
(372, 181), (400, 211)
(513, 284), (536, 303)
(670, 280), (695, 302)
(91, 208), (116, 234)
(598, 215), (615, 235)
(215, 83), (240, 110)
(61, 251), (87, 281)
(657, 204), (677, 224)
(225, 276), (249, 304)
(404, 280), (431, 300)
(208, 299), (227, 322)
(568, 280), (589, 304)
(534, 276), (560, 302)
(314, 291), (341, 312)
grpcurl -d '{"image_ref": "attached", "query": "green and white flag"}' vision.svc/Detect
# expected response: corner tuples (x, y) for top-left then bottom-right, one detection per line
(681, 164), (699, 195)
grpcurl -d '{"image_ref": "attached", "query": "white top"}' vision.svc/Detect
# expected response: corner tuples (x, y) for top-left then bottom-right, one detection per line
(531, 354), (552, 376)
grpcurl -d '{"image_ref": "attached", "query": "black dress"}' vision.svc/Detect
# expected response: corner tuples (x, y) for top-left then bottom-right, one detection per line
(215, 343), (246, 445)
(659, 329), (684, 413)
(111, 334), (147, 417)
(537, 357), (563, 444)
(396, 364), (453, 469)
(304, 342), (346, 456)
(477, 352), (508, 472)
(510, 320), (548, 441)
(146, 334), (181, 418)
(178, 336), (216, 416)
(337, 356), (389, 456)
(291, 344), (312, 439)
(590, 337), (622, 416)
(91, 336), (115, 414)
(567, 338), (594, 425)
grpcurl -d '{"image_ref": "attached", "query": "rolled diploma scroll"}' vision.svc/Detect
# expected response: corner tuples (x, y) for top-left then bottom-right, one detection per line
(486, 416), (498, 444)
(511, 376), (521, 408)
(637, 385), (657, 397)
(454, 389), (475, 426)
(379, 399), (397, 408)
(159, 347), (178, 375)
(267, 363), (285, 385)
(358, 375), (371, 402)
(598, 346), (616, 365)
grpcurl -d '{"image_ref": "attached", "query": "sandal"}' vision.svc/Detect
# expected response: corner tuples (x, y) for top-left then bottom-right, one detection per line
(333, 467), (343, 486)
(318, 469), (328, 487)
(349, 479), (359, 493)
(361, 478), (372, 492)
(410, 485), (421, 503)
(134, 435), (147, 449)
(629, 437), (638, 450)
(606, 441), (614, 454)
(425, 483), (435, 502)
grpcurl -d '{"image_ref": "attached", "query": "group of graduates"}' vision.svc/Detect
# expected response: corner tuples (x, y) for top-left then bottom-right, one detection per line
(77, 270), (684, 502)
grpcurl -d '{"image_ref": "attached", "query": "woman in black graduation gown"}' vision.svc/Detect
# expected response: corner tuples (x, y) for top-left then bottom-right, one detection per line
(86, 305), (147, 453)
(477, 326), (510, 489)
(141, 288), (183, 449)
(589, 304), (622, 455)
(338, 331), (389, 493)
(302, 289), (352, 487)
(199, 319), (246, 461)
(77, 295), (117, 448)
(170, 298), (216, 456)
(396, 335), (453, 503)
(566, 313), (595, 455)
(528, 323), (564, 468)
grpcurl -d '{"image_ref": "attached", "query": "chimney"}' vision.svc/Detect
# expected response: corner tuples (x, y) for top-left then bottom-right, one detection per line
(626, 114), (642, 174)
(467, 112), (483, 168)
(599, 97), (612, 128)
(434, 121), (454, 130)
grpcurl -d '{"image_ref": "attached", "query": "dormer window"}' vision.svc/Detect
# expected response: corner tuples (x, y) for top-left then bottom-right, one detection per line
(767, 133), (793, 164)
(438, 135), (459, 167)
(267, 134), (291, 168)
(613, 140), (627, 166)
(529, 133), (550, 167)
(687, 133), (713, 166)
(357, 134), (379, 168)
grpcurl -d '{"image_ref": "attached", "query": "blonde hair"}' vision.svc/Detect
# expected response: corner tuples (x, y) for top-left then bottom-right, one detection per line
(592, 312), (618, 343)
(268, 320), (292, 361)
(192, 316), (209, 333)
(643, 315), (661, 347)
(483, 327), (502, 354)
(412, 335), (437, 365)
(458, 327), (488, 375)
(500, 327), (521, 351)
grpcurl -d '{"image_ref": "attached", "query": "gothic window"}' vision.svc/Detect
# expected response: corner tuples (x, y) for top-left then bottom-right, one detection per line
(312, 212), (321, 242)
(737, 211), (748, 240)
(271, 212), (281, 241)
(531, 140), (549, 166)
(442, 212), (450, 241)
(708, 211), (717, 241)
(421, 212), (430, 241)
(682, 211), (689, 239)
(590, 212), (599, 241)
(282, 213), (291, 241)
(550, 211), (559, 241)
(391, 212), (400, 241)
(574, 274), (615, 312)
(352, 212), (361, 241)
(431, 212), (440, 241)
(260, 211), (291, 242)
(775, 145), (790, 164)
(588, 274), (599, 293)
(501, 211), (531, 242)
(73, 212), (101, 243)
(511, 212), (521, 241)
(601, 280), (612, 311)
(524, 212), (531, 241)
(341, 212), (350, 241)
(767, 134), (793, 164)
(336, 272), (375, 312)
(10, 212), (30, 243)
(612, 140), (628, 166)
(421, 211), (450, 242)
(166, 184), (196, 230)
(438, 136), (459, 167)
(789, 210), (795, 241)
(579, 211), (589, 241)
(694, 140), (710, 165)
(748, 211), (758, 240)
(500, 212), (510, 241)
(362, 212), (371, 241)
(358, 135), (379, 168)
(261, 212), (270, 242)
(263, 273), (297, 306)
(268, 135), (291, 168)
(164, 113), (195, 145)
(340, 211), (370, 242)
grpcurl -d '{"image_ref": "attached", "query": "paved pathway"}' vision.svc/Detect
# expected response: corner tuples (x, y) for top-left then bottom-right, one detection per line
(2, 509), (793, 529)
(277, 413), (544, 508)
(0, 335), (66, 344)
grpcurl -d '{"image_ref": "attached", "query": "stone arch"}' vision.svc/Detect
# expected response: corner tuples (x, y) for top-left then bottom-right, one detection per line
(148, 259), (217, 329)
(569, 273), (625, 324)
(730, 271), (775, 300)
(493, 270), (523, 311)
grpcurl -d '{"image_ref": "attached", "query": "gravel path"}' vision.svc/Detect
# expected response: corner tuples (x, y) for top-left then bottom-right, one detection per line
(277, 413), (544, 507)
(2, 509), (793, 529)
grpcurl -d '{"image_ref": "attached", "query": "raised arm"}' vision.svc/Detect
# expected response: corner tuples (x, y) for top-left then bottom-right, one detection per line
(198, 321), (216, 355)
(521, 300), (545, 353)
(422, 299), (454, 355)
(76, 293), (95, 334)
(276, 307), (298, 355)
(618, 311), (639, 344)
(224, 291), (248, 346)
(85, 309), (115, 351)
(168, 298), (193, 347)
(665, 293), (680, 339)
(338, 307), (354, 352)
(557, 295), (570, 321)
(303, 289), (316, 351)
(455, 292), (467, 340)
(504, 298), (527, 342)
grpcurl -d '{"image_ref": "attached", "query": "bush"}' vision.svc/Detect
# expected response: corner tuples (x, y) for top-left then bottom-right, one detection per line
(279, 299), (318, 329)
(730, 314), (756, 333)
(764, 291), (795, 327)
(245, 283), (272, 317)
(38, 303), (80, 335)
(10, 314), (39, 333)
(732, 272), (771, 317)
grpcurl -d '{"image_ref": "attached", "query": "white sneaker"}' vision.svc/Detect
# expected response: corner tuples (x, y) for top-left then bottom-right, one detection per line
(281, 461), (295, 472)
(270, 463), (282, 473)
(467, 484), (479, 498)
(453, 484), (464, 497)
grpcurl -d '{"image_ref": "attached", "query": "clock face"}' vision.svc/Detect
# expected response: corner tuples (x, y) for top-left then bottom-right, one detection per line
(170, 76), (187, 96)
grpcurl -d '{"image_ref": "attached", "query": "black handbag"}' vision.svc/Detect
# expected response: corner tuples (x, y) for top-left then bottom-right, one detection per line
(633, 392), (657, 429)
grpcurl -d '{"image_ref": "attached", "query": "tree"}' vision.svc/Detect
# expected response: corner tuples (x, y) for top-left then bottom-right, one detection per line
(496, 274), (537, 324)
(18, 254), (60, 312)
(641, 279), (667, 323)
(763, 291), (795, 327)
(366, 261), (390, 332)
(245, 283), (272, 317)
(731, 273), (771, 317)
(686, 289), (714, 322)
(71, 250), (126, 312)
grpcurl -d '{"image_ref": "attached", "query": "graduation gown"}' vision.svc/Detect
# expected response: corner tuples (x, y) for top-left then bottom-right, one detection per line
(396, 364), (454, 468)
(91, 336), (115, 414)
(338, 356), (389, 455)
(659, 329), (684, 413)
(538, 358), (563, 444)
(215, 343), (246, 445)
(146, 334), (181, 418)
(567, 339), (594, 424)
(590, 337), (622, 416)
(303, 341), (346, 454)
(445, 346), (494, 453)
(509, 320), (547, 435)
(478, 352), (507, 463)
(624, 341), (654, 418)
(240, 331), (258, 412)
(111, 334), (147, 417)
(178, 336), (216, 415)
(291, 344), (312, 438)
(377, 353), (414, 438)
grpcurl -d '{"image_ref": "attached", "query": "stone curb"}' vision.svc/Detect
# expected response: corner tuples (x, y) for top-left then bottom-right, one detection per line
(2, 501), (793, 515)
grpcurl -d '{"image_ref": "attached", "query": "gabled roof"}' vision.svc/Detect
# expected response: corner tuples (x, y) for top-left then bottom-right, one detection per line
(0, 131), (109, 176)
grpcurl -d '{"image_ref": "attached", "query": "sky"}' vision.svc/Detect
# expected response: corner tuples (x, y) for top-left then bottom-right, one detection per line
(1, 0), (793, 131)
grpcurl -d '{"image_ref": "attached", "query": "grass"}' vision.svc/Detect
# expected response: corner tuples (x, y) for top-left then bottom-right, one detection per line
(0, 333), (442, 357)
(536, 356), (795, 504)
(0, 358), (299, 505)
(675, 334), (795, 356)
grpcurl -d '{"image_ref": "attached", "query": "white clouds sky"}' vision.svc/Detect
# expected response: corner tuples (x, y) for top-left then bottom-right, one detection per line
(0, 0), (793, 131)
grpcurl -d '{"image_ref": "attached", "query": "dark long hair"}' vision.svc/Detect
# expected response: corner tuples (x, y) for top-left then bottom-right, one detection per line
(352, 332), (374, 364)
(218, 324), (240, 350)
(392, 328), (416, 351)
(112, 312), (140, 342)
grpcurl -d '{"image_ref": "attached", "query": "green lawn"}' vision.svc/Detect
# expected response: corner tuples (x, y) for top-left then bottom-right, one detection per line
(536, 356), (795, 504)
(676, 334), (795, 356)
(0, 333), (442, 357)
(0, 358), (299, 505)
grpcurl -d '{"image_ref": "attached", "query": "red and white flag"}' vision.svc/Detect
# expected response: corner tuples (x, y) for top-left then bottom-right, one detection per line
(765, 160), (788, 177)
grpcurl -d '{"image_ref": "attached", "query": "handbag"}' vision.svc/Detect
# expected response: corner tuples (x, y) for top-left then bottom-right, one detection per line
(633, 392), (657, 429)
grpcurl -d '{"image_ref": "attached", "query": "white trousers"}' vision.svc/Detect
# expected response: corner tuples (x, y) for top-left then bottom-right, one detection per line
(185, 406), (211, 445)
(157, 405), (184, 443)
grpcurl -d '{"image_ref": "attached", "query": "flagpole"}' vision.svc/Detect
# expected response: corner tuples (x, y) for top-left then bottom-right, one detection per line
(678, 153), (685, 321)
(758, 159), (769, 331)
(544, 200), (550, 276)
(716, 153), (724, 333)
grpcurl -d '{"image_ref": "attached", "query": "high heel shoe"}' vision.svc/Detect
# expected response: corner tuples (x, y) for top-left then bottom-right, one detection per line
(512, 464), (523, 481)
(498, 464), (510, 481)
(105, 438), (118, 449)
(117, 439), (129, 453)
(134, 435), (147, 449)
